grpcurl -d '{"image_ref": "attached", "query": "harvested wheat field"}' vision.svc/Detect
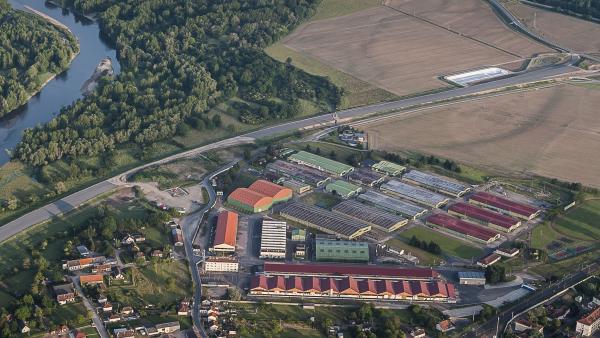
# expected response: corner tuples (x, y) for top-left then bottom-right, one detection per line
(282, 1), (549, 96)
(363, 83), (600, 188)
(503, 1), (600, 55)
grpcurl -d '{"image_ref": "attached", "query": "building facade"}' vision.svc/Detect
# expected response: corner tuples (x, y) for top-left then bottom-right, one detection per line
(260, 219), (287, 259)
(204, 256), (239, 272)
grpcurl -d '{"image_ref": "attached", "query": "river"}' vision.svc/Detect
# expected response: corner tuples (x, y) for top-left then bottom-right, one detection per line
(1, 0), (121, 164)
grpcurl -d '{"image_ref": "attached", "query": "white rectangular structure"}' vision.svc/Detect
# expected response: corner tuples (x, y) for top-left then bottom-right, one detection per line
(204, 256), (239, 272)
(260, 219), (287, 259)
(445, 67), (512, 86)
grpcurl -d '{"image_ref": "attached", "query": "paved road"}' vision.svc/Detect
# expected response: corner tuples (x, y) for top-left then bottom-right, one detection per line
(71, 276), (109, 338)
(0, 58), (580, 244)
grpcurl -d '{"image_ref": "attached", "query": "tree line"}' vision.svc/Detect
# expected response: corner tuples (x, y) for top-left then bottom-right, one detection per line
(0, 0), (78, 117)
(528, 0), (600, 20)
(15, 0), (342, 166)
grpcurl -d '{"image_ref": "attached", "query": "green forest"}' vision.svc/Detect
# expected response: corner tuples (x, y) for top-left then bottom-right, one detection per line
(15, 0), (342, 166)
(0, 0), (78, 117)
(529, 0), (600, 19)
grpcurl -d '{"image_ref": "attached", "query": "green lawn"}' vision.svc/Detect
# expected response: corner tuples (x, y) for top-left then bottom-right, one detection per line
(398, 226), (483, 260)
(50, 302), (90, 327)
(554, 199), (600, 241)
(531, 222), (563, 249)
(530, 249), (599, 278)
(385, 237), (440, 266)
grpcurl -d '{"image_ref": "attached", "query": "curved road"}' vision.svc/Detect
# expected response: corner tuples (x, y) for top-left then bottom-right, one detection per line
(0, 56), (581, 245)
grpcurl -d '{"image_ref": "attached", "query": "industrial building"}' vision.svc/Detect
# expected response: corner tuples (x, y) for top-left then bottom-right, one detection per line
(212, 210), (238, 252)
(227, 188), (273, 213)
(283, 179), (312, 194)
(249, 275), (456, 303)
(348, 168), (385, 187)
(259, 219), (287, 259)
(469, 192), (541, 220)
(325, 180), (363, 199)
(332, 200), (407, 232)
(371, 160), (406, 176)
(267, 160), (331, 187)
(315, 239), (369, 262)
(381, 180), (450, 208)
(248, 180), (292, 203)
(262, 262), (440, 280)
(458, 271), (486, 285)
(358, 190), (428, 219)
(477, 253), (502, 267)
(425, 214), (500, 244)
(576, 306), (600, 337)
(280, 202), (371, 240)
(449, 202), (521, 232)
(291, 228), (306, 242)
(204, 256), (239, 272)
(288, 151), (354, 176)
(403, 170), (472, 197)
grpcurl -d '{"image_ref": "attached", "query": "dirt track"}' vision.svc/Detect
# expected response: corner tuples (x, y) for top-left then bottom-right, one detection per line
(363, 83), (600, 188)
(282, 0), (550, 97)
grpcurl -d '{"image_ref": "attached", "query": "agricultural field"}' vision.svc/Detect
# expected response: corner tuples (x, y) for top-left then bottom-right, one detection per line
(279, 0), (549, 97)
(503, 0), (600, 56)
(398, 225), (483, 260)
(363, 83), (600, 188)
(554, 199), (600, 242)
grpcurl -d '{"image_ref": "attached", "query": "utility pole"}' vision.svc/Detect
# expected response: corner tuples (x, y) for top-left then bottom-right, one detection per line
(495, 316), (500, 338)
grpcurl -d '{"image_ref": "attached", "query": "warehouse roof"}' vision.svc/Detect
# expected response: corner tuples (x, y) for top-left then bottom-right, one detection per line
(263, 262), (439, 279)
(348, 168), (385, 186)
(316, 239), (368, 249)
(289, 151), (354, 176)
(80, 274), (104, 284)
(228, 188), (273, 208)
(372, 161), (406, 176)
(325, 180), (362, 197)
(426, 213), (499, 242)
(449, 202), (520, 230)
(382, 180), (449, 207)
(279, 203), (370, 239)
(267, 160), (330, 186)
(332, 200), (407, 231)
(248, 180), (292, 200)
(358, 190), (427, 219)
(458, 271), (485, 279)
(214, 210), (238, 248)
(470, 192), (540, 218)
(403, 170), (471, 196)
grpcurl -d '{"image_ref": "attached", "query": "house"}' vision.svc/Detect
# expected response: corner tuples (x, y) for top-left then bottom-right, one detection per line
(494, 247), (520, 258)
(132, 234), (146, 243)
(436, 319), (455, 333)
(102, 303), (113, 312)
(19, 321), (30, 334)
(576, 307), (600, 337)
(121, 235), (135, 245)
(407, 327), (426, 338)
(52, 283), (76, 305)
(91, 264), (112, 274)
(106, 313), (121, 323)
(155, 321), (180, 333)
(77, 245), (91, 257)
(477, 253), (501, 268)
(111, 267), (125, 280)
(122, 306), (134, 315)
(79, 274), (104, 285)
(178, 302), (190, 316)
(50, 325), (69, 335)
(514, 318), (543, 333)
(151, 250), (163, 258)
(73, 329), (87, 338)
(97, 295), (108, 304)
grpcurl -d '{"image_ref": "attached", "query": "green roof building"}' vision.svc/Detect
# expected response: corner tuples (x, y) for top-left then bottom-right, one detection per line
(289, 151), (354, 176)
(325, 180), (363, 199)
(315, 239), (369, 262)
(372, 161), (406, 176)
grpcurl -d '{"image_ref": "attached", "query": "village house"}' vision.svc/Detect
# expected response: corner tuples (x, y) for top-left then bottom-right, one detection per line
(91, 264), (112, 274)
(122, 306), (134, 316)
(155, 321), (181, 334)
(79, 274), (104, 286)
(102, 303), (113, 312)
(436, 320), (455, 333)
(52, 283), (76, 305)
(97, 294), (108, 304)
(50, 325), (69, 336)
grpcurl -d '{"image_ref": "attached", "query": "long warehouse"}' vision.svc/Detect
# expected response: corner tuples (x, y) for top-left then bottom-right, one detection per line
(372, 160), (406, 176)
(288, 151), (354, 176)
(348, 168), (385, 187)
(448, 202), (521, 232)
(358, 190), (428, 219)
(403, 170), (472, 197)
(469, 192), (541, 220)
(332, 200), (408, 232)
(381, 180), (450, 208)
(279, 202), (371, 240)
(425, 213), (500, 244)
(267, 160), (331, 187)
(263, 262), (440, 280)
(259, 219), (287, 259)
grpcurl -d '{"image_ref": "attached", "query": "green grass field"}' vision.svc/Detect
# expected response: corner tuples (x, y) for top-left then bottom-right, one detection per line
(530, 249), (599, 278)
(398, 226), (483, 260)
(554, 199), (600, 241)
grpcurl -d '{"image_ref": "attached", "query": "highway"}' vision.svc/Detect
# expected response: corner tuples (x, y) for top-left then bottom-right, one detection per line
(0, 56), (580, 245)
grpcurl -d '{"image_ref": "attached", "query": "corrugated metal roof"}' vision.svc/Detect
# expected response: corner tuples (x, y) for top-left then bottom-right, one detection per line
(249, 180), (292, 200)
(228, 188), (273, 208)
(264, 262), (439, 279)
(450, 202), (519, 229)
(214, 210), (238, 248)
(458, 271), (485, 279)
(471, 192), (539, 218)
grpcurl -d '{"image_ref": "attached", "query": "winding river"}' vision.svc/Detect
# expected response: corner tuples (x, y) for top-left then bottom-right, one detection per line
(1, 0), (120, 164)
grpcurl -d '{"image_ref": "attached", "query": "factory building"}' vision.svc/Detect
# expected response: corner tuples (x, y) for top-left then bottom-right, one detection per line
(267, 160), (331, 187)
(259, 219), (287, 260)
(262, 262), (440, 280)
(371, 160), (406, 176)
(458, 271), (486, 285)
(248, 180), (292, 203)
(449, 202), (521, 232)
(469, 192), (541, 220)
(348, 169), (385, 187)
(325, 180), (363, 199)
(358, 190), (428, 220)
(212, 210), (238, 252)
(288, 151), (354, 176)
(280, 202), (371, 240)
(227, 188), (273, 213)
(315, 239), (369, 262)
(381, 180), (450, 208)
(425, 213), (500, 244)
(332, 200), (407, 232)
(402, 170), (472, 197)
(283, 179), (312, 194)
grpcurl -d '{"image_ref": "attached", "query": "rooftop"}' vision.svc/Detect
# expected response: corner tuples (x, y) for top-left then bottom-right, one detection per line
(325, 180), (362, 196)
(358, 190), (427, 219)
(449, 202), (520, 229)
(289, 151), (354, 176)
(403, 170), (471, 196)
(470, 192), (540, 218)
(372, 160), (406, 175)
(578, 306), (600, 326)
(263, 262), (439, 279)
(426, 213), (499, 242)
(214, 210), (238, 248)
(458, 271), (485, 279)
(332, 200), (407, 231)
(381, 180), (449, 207)
(228, 188), (273, 207)
(248, 180), (292, 199)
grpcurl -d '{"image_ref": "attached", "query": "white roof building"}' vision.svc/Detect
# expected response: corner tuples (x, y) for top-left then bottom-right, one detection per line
(260, 219), (287, 259)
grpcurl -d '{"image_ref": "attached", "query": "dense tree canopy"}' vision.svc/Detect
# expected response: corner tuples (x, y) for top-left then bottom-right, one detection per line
(0, 0), (78, 117)
(529, 0), (600, 19)
(16, 0), (342, 166)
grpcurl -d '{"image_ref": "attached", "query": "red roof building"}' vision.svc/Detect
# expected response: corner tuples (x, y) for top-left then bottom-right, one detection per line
(477, 253), (502, 267)
(449, 202), (521, 232)
(212, 210), (238, 252)
(469, 192), (541, 220)
(248, 180), (293, 203)
(576, 306), (600, 336)
(79, 274), (104, 285)
(250, 274), (456, 302)
(426, 213), (500, 244)
(263, 262), (439, 280)
(227, 188), (274, 213)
